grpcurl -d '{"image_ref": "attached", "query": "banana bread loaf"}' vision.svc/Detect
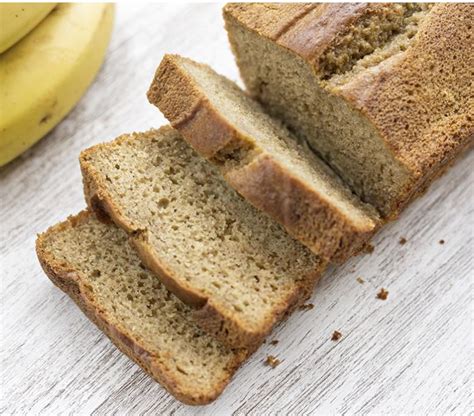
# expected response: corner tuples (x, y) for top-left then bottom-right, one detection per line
(224, 3), (473, 218)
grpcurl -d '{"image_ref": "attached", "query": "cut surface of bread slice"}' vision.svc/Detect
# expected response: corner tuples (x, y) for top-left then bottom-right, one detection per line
(223, 3), (473, 218)
(80, 127), (325, 349)
(36, 211), (247, 405)
(148, 54), (380, 263)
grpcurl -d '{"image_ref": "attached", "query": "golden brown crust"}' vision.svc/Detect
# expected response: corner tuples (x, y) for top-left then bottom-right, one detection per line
(147, 64), (235, 159)
(35, 211), (245, 405)
(79, 129), (325, 349)
(224, 3), (474, 215)
(224, 153), (376, 262)
(223, 3), (370, 65)
(197, 255), (322, 351)
(223, 3), (319, 40)
(336, 4), (474, 178)
(130, 231), (209, 308)
(147, 54), (379, 263)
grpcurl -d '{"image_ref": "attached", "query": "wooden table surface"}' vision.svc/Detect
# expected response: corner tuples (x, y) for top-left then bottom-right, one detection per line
(1, 4), (472, 415)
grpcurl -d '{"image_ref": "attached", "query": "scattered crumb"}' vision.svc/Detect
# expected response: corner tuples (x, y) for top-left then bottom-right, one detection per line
(399, 237), (407, 245)
(356, 276), (365, 284)
(270, 340), (279, 346)
(439, 239), (445, 245)
(364, 243), (375, 254)
(300, 303), (314, 311)
(377, 288), (389, 300)
(265, 355), (281, 368)
(331, 330), (342, 341)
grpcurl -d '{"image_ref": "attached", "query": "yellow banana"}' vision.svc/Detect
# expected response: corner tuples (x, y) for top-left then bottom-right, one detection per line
(0, 3), (115, 166)
(0, 3), (57, 54)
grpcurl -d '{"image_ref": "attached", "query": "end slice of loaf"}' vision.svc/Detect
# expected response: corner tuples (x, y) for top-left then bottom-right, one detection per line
(147, 54), (380, 262)
(80, 127), (325, 349)
(36, 211), (247, 405)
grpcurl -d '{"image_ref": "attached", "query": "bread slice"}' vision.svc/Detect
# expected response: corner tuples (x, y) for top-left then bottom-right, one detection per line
(147, 54), (380, 263)
(223, 3), (473, 218)
(80, 126), (325, 349)
(36, 211), (247, 405)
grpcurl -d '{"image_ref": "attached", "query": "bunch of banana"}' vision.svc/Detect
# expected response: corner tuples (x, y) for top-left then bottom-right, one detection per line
(0, 3), (115, 166)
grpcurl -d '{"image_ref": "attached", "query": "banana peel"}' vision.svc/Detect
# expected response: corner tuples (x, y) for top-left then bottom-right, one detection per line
(0, 3), (57, 54)
(0, 3), (115, 166)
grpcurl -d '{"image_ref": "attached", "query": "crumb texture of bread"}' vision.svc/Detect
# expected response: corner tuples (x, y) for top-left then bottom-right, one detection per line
(148, 55), (380, 262)
(80, 127), (325, 348)
(35, 211), (247, 405)
(224, 3), (473, 218)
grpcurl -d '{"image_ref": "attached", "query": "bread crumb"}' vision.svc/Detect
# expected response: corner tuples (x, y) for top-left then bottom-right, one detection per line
(331, 330), (342, 341)
(377, 288), (389, 300)
(364, 243), (375, 254)
(439, 239), (445, 245)
(265, 355), (281, 368)
(356, 277), (365, 284)
(399, 237), (407, 245)
(300, 303), (314, 311)
(270, 340), (279, 345)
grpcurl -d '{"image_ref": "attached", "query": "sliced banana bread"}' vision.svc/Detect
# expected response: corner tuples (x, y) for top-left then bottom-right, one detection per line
(223, 3), (473, 218)
(148, 54), (380, 262)
(80, 127), (325, 349)
(36, 211), (247, 405)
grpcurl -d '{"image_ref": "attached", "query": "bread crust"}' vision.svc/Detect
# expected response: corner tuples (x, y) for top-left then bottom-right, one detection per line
(80, 128), (326, 349)
(224, 3), (474, 217)
(224, 3), (370, 63)
(35, 211), (247, 405)
(147, 55), (379, 263)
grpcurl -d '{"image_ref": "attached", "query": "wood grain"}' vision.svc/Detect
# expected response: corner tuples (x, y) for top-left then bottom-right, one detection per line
(1, 4), (472, 415)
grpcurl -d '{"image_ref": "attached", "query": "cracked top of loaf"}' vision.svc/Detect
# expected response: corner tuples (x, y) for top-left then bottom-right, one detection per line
(224, 3), (473, 179)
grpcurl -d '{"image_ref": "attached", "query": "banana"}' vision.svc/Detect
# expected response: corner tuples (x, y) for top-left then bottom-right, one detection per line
(0, 3), (115, 166)
(0, 3), (57, 54)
